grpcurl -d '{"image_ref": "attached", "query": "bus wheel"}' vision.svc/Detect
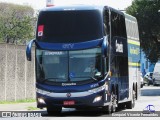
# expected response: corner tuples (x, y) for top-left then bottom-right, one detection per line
(112, 92), (117, 113)
(126, 90), (135, 109)
(102, 102), (112, 114)
(118, 103), (125, 110)
(102, 92), (117, 114)
(47, 106), (62, 115)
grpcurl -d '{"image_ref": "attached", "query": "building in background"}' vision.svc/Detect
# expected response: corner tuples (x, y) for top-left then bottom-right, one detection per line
(141, 50), (155, 76)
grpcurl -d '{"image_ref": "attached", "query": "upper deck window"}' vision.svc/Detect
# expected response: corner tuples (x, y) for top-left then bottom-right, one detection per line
(37, 10), (103, 43)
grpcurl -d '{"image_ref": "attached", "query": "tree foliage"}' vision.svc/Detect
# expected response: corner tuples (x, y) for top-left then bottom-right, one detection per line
(0, 3), (35, 44)
(126, 0), (160, 63)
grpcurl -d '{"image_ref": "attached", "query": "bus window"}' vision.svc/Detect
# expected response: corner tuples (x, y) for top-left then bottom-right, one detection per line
(103, 9), (110, 35)
(111, 11), (126, 38)
(37, 10), (103, 43)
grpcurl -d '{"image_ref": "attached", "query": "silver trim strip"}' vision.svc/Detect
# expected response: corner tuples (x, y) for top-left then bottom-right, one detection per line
(37, 84), (106, 98)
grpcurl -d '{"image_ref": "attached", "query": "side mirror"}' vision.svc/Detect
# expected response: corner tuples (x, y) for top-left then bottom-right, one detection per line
(102, 36), (108, 57)
(26, 39), (35, 61)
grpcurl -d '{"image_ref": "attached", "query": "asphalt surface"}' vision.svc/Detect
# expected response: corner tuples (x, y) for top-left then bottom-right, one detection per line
(0, 85), (160, 117)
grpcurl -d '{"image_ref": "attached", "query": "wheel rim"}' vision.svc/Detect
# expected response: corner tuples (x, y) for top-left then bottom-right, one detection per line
(132, 90), (136, 108)
(111, 93), (117, 112)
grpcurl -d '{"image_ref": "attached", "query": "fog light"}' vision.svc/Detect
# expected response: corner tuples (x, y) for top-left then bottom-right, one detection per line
(38, 98), (46, 104)
(93, 96), (102, 103)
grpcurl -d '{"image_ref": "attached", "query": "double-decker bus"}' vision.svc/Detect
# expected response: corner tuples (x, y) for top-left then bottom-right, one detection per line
(26, 5), (140, 114)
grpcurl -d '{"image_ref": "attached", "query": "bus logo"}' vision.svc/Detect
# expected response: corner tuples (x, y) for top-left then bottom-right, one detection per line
(116, 40), (123, 53)
(62, 83), (76, 86)
(66, 93), (71, 97)
(62, 44), (74, 49)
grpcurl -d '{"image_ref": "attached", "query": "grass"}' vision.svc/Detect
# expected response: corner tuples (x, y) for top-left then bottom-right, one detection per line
(0, 99), (36, 104)
(27, 106), (40, 111)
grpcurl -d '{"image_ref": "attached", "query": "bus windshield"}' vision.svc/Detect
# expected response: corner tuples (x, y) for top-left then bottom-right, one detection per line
(36, 48), (102, 84)
(37, 10), (103, 43)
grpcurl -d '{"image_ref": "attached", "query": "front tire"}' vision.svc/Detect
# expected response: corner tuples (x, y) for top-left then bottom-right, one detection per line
(102, 102), (112, 114)
(47, 106), (62, 115)
(126, 90), (135, 109)
(102, 92), (117, 114)
(153, 79), (156, 86)
(112, 93), (117, 112)
(118, 103), (125, 110)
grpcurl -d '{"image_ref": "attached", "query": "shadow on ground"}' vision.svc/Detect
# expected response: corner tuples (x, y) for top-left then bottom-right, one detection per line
(42, 104), (127, 117)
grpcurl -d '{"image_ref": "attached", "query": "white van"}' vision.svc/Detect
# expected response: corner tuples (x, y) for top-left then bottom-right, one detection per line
(152, 62), (160, 86)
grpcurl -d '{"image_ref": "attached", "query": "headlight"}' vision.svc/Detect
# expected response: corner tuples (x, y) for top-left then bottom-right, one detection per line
(93, 96), (102, 103)
(38, 98), (46, 104)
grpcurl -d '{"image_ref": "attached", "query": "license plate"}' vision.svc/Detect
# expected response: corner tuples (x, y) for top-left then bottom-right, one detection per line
(63, 101), (75, 105)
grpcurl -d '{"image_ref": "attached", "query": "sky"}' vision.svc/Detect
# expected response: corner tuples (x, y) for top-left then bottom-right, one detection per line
(0, 0), (133, 10)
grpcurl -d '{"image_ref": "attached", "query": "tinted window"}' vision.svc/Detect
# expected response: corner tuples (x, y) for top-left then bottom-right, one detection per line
(103, 9), (110, 35)
(36, 48), (102, 84)
(111, 11), (126, 38)
(37, 10), (103, 43)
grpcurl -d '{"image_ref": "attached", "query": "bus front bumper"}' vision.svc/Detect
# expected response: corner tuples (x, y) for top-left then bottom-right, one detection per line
(36, 90), (107, 108)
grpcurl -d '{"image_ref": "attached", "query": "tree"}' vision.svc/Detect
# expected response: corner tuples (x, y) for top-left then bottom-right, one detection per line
(0, 3), (35, 44)
(126, 0), (160, 63)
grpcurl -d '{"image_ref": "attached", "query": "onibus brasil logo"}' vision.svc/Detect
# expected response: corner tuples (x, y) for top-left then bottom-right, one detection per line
(143, 104), (155, 114)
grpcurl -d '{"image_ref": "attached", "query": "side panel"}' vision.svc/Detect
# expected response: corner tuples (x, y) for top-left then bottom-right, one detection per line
(108, 8), (130, 102)
(110, 36), (129, 101)
(128, 40), (140, 99)
(125, 14), (140, 100)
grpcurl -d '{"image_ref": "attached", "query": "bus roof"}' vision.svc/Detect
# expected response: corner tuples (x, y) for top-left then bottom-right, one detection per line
(41, 5), (104, 12)
(40, 5), (127, 19)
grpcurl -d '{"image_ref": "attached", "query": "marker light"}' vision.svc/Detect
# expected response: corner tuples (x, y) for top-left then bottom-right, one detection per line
(105, 84), (108, 91)
(38, 98), (46, 104)
(93, 96), (102, 103)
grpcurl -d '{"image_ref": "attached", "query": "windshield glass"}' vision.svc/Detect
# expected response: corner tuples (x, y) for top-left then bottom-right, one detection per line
(36, 50), (68, 82)
(37, 10), (103, 43)
(36, 48), (102, 84)
(69, 48), (102, 81)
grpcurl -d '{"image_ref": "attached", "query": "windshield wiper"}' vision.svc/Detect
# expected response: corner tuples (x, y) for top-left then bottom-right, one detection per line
(89, 75), (103, 81)
(90, 77), (97, 81)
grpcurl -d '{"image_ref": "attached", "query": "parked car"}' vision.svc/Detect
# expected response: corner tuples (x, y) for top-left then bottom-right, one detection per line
(140, 73), (144, 88)
(143, 72), (153, 86)
(152, 62), (160, 86)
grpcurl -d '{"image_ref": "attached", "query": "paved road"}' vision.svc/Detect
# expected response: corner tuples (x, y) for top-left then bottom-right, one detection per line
(35, 85), (160, 117)
(125, 85), (160, 112)
(1, 85), (160, 118)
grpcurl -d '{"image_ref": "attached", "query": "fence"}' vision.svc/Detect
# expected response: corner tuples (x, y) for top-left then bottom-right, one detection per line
(0, 44), (35, 101)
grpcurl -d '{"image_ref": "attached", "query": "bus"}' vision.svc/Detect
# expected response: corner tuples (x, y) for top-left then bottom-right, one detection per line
(26, 5), (140, 114)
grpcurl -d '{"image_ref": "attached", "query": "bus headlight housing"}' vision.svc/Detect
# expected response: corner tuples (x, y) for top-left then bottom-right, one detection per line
(93, 96), (102, 103)
(38, 98), (46, 104)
